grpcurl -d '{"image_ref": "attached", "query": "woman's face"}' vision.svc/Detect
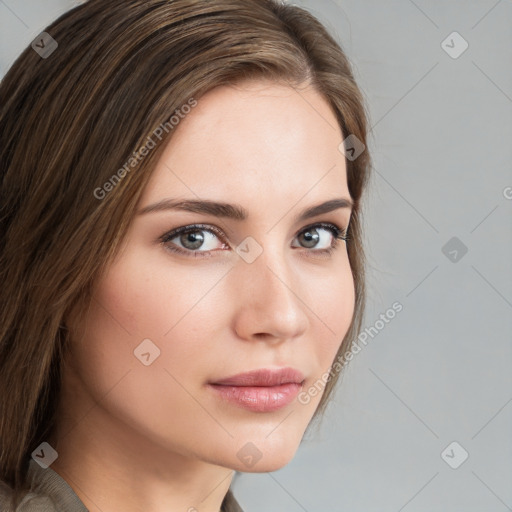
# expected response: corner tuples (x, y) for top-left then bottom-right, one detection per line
(63, 80), (355, 473)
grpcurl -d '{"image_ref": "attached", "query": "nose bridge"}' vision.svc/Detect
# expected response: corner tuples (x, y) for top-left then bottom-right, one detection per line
(231, 237), (309, 340)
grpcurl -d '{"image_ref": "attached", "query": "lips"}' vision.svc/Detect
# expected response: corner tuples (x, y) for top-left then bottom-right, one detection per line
(210, 367), (305, 387)
(208, 367), (306, 412)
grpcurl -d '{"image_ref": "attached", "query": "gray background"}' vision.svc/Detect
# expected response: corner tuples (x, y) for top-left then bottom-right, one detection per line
(1, 0), (511, 510)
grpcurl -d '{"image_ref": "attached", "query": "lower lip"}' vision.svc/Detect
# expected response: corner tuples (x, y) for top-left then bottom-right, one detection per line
(208, 383), (302, 412)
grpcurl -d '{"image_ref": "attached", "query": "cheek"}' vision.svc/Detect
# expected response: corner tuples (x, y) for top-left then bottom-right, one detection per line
(92, 245), (229, 335)
(306, 259), (355, 365)
(69, 249), (232, 392)
(64, 254), (234, 452)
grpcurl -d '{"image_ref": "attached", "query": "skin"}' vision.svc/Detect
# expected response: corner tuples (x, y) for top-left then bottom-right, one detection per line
(48, 79), (355, 512)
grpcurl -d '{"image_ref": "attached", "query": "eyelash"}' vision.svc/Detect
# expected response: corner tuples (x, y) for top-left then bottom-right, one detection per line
(159, 222), (349, 259)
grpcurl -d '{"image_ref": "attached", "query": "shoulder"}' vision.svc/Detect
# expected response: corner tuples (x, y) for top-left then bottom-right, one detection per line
(0, 478), (59, 512)
(0, 460), (87, 512)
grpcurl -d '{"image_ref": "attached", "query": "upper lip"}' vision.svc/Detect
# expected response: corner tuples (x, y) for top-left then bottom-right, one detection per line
(210, 367), (305, 387)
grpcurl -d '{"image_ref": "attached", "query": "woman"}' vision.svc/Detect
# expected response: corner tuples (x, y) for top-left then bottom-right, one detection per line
(0, 0), (372, 510)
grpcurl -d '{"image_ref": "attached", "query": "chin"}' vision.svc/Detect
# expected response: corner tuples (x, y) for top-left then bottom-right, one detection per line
(222, 425), (305, 473)
(239, 453), (297, 473)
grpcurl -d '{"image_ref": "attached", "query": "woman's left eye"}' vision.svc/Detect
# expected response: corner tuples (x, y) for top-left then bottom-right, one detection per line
(291, 223), (347, 251)
(159, 222), (348, 258)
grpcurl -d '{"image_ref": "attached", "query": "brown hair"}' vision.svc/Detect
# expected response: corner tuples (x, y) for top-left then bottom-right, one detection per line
(0, 0), (372, 510)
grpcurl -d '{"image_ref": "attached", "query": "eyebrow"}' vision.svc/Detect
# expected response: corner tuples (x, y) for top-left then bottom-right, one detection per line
(137, 197), (353, 223)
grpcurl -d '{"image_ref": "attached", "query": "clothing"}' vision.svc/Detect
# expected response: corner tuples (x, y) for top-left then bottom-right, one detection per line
(0, 460), (244, 512)
(222, 488), (245, 512)
(0, 459), (88, 511)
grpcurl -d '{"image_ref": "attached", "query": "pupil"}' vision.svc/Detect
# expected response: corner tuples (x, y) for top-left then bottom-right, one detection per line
(302, 229), (319, 248)
(182, 231), (204, 249)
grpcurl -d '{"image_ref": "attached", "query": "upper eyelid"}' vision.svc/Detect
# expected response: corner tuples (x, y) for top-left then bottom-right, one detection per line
(162, 223), (224, 241)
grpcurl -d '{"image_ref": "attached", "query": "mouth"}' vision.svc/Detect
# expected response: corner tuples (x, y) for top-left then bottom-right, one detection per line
(207, 367), (305, 412)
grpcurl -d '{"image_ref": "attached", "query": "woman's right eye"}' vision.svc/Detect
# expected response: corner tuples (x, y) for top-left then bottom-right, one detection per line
(160, 224), (229, 258)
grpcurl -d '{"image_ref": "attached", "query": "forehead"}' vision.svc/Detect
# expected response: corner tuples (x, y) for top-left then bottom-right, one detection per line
(140, 80), (349, 214)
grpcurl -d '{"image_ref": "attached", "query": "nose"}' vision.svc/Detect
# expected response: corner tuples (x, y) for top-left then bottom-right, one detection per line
(231, 247), (309, 342)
